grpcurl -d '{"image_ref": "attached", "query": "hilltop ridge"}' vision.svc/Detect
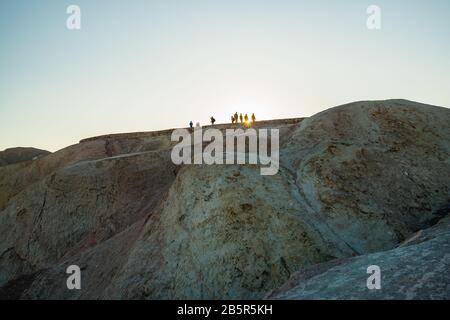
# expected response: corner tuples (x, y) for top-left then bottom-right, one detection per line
(79, 117), (304, 143)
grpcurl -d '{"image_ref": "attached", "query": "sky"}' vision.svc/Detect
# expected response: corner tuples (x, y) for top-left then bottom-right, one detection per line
(1, 0), (450, 152)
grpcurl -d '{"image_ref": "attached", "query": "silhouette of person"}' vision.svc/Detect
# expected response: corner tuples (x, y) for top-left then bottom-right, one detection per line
(231, 116), (235, 124)
(189, 121), (194, 129)
(239, 113), (243, 123)
(234, 112), (239, 123)
(244, 114), (248, 122)
(251, 113), (256, 123)
(210, 116), (216, 125)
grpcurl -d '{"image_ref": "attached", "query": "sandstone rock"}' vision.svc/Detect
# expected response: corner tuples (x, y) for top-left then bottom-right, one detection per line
(0, 101), (449, 300)
(0, 139), (177, 286)
(103, 165), (352, 299)
(282, 99), (450, 254)
(267, 215), (450, 300)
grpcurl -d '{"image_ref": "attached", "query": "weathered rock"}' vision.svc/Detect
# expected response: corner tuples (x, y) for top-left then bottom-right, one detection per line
(0, 139), (177, 286)
(0, 100), (449, 300)
(282, 99), (450, 254)
(104, 165), (354, 299)
(267, 215), (450, 300)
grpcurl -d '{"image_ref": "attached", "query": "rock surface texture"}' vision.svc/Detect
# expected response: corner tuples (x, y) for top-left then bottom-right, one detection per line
(0, 100), (449, 299)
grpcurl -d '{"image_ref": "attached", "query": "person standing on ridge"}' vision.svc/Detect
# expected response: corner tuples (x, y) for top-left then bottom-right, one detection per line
(231, 115), (235, 124)
(251, 113), (256, 123)
(189, 121), (194, 131)
(239, 113), (243, 123)
(244, 114), (249, 122)
(234, 112), (239, 123)
(210, 116), (216, 125)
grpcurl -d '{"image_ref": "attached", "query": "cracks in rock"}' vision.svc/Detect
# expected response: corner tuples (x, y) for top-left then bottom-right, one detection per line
(37, 190), (48, 222)
(280, 257), (291, 278)
(104, 140), (114, 157)
(0, 246), (33, 269)
(280, 165), (362, 257)
(0, 247), (14, 260)
(26, 189), (48, 259)
(430, 202), (450, 225)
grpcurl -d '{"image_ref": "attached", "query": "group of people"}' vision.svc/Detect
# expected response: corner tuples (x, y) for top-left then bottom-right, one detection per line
(188, 112), (256, 130)
(231, 112), (256, 125)
(189, 117), (216, 130)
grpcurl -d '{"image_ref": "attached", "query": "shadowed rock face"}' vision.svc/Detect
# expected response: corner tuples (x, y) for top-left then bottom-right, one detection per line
(0, 138), (178, 288)
(0, 100), (449, 300)
(266, 215), (450, 300)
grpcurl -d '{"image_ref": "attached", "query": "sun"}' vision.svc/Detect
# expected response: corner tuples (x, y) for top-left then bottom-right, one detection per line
(228, 97), (276, 123)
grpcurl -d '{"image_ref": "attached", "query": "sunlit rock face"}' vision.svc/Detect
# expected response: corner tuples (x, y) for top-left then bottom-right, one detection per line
(0, 99), (449, 299)
(282, 100), (450, 254)
(103, 164), (348, 299)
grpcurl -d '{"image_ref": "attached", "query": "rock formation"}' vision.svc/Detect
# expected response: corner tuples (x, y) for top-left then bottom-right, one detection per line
(0, 147), (50, 167)
(0, 99), (449, 299)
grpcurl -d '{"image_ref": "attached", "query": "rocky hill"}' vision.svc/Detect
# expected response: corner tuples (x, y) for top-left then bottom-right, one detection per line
(0, 99), (449, 299)
(0, 147), (50, 167)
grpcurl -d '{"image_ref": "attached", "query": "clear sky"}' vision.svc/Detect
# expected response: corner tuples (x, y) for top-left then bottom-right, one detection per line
(1, 0), (450, 152)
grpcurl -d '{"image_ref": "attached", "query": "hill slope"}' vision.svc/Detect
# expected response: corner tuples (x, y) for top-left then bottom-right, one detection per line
(0, 147), (50, 167)
(0, 100), (449, 299)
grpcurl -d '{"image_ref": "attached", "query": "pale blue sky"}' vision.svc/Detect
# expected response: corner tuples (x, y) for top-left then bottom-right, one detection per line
(1, 0), (450, 151)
